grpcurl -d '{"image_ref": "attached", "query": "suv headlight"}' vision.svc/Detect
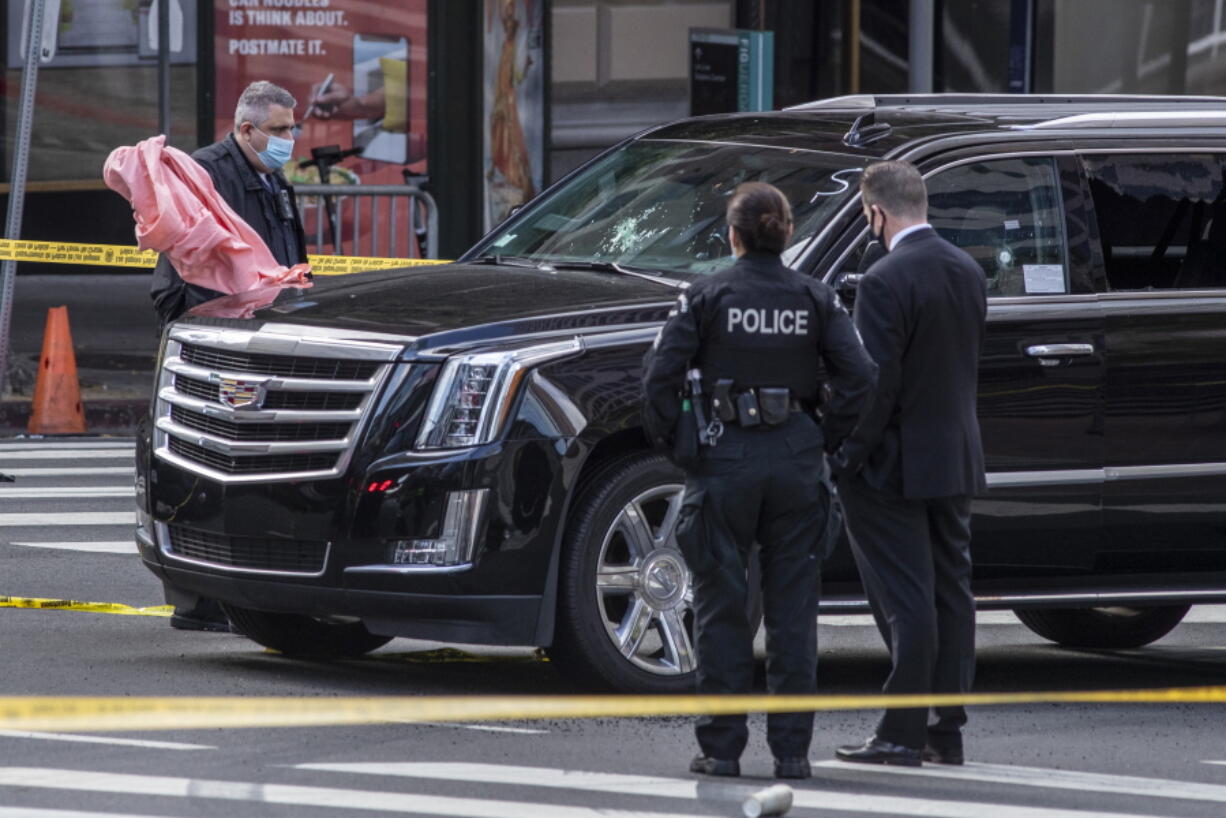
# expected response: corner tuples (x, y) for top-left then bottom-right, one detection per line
(416, 338), (582, 449)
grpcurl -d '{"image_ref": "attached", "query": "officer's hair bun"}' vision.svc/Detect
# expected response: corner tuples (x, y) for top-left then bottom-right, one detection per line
(727, 182), (793, 255)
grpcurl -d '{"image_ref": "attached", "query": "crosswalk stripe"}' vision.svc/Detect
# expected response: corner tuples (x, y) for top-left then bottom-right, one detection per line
(823, 606), (1226, 626)
(0, 730), (211, 750)
(822, 612), (1020, 627)
(0, 467), (134, 477)
(0, 487), (134, 498)
(0, 512), (131, 527)
(10, 542), (136, 554)
(0, 807), (174, 818)
(1, 451), (134, 461)
(0, 442), (134, 451)
(812, 759), (1226, 804)
(294, 762), (1177, 818)
(0, 768), (714, 818)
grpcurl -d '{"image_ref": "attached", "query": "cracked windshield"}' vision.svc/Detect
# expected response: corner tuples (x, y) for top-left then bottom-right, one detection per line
(477, 141), (868, 275)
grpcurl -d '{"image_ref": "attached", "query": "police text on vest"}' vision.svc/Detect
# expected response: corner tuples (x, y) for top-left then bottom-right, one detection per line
(727, 307), (809, 335)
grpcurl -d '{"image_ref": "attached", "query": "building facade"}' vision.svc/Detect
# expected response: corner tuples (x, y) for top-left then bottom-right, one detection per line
(2, 0), (1225, 259)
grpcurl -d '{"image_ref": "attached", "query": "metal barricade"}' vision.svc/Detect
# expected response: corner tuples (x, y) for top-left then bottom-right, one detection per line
(293, 183), (439, 261)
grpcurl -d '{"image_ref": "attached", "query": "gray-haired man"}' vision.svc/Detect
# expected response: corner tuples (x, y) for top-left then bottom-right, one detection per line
(150, 80), (309, 330)
(149, 81), (309, 631)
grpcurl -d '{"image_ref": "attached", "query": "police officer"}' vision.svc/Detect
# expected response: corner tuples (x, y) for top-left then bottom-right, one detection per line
(642, 182), (877, 779)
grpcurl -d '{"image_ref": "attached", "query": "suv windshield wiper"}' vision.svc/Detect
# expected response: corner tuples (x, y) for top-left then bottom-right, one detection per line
(471, 254), (547, 268)
(547, 260), (687, 289)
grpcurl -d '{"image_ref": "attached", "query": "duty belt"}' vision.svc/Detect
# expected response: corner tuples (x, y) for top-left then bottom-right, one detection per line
(710, 382), (805, 428)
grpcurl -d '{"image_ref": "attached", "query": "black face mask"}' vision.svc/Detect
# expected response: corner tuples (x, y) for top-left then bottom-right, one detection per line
(868, 206), (887, 247)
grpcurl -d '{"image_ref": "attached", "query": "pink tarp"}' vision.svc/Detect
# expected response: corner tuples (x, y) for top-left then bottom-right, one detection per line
(103, 135), (311, 294)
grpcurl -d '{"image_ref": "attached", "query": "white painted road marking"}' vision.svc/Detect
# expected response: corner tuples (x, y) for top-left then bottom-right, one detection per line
(0, 442), (134, 451)
(0, 451), (135, 461)
(409, 721), (550, 735)
(0, 512), (132, 527)
(0, 768), (715, 818)
(1, 467), (134, 477)
(295, 762), (1180, 818)
(821, 606), (1226, 626)
(813, 759), (1226, 805)
(0, 487), (134, 498)
(9, 542), (137, 554)
(0, 808), (175, 818)
(0, 730), (211, 750)
(822, 612), (1021, 626)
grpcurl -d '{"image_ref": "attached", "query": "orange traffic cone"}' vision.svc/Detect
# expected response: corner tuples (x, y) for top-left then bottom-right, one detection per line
(27, 306), (86, 434)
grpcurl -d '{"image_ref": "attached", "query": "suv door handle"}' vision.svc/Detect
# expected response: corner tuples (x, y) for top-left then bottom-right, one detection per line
(1025, 343), (1095, 358)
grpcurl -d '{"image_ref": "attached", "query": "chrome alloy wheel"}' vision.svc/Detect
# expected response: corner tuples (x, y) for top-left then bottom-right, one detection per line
(593, 483), (696, 676)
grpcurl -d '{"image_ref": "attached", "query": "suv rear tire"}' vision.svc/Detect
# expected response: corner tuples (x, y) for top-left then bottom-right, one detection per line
(221, 604), (393, 657)
(549, 452), (762, 692)
(1013, 604), (1190, 649)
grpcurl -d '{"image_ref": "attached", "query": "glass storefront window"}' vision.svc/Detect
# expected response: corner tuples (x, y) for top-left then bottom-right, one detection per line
(3, 0), (198, 184)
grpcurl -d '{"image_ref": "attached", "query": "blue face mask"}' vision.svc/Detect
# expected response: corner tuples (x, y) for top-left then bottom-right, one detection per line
(254, 126), (294, 171)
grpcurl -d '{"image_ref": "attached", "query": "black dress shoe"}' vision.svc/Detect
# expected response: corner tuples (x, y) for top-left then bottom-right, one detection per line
(835, 737), (922, 767)
(689, 755), (740, 777)
(773, 757), (812, 779)
(169, 601), (231, 633)
(169, 611), (231, 632)
(922, 745), (964, 765)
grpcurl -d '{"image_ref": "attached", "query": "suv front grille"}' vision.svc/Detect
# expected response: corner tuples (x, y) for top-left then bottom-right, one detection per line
(174, 374), (365, 411)
(170, 404), (351, 443)
(167, 524), (327, 573)
(155, 329), (400, 482)
(180, 342), (381, 380)
(168, 437), (337, 474)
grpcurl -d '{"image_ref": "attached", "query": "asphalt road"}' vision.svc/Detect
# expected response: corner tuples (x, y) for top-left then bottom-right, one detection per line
(2, 437), (1226, 818)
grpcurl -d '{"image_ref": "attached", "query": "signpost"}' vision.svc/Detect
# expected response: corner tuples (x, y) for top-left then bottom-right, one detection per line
(0, 0), (57, 396)
(689, 28), (774, 117)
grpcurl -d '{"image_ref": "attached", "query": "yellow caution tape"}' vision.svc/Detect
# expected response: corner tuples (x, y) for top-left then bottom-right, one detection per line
(308, 254), (445, 275)
(0, 687), (1222, 733)
(0, 596), (173, 617)
(0, 238), (444, 275)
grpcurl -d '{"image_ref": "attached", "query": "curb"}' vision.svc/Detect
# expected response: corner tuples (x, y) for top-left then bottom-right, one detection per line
(0, 398), (147, 436)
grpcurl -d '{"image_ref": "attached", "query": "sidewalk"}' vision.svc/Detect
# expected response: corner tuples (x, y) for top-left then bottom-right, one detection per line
(1, 273), (156, 436)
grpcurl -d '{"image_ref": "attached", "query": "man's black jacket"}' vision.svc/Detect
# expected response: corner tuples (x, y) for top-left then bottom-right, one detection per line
(641, 251), (877, 453)
(833, 227), (988, 499)
(150, 133), (308, 327)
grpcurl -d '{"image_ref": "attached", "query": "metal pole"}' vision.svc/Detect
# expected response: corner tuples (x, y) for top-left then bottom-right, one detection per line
(909, 0), (935, 93)
(0, 0), (48, 397)
(158, 0), (171, 136)
(847, 0), (861, 94)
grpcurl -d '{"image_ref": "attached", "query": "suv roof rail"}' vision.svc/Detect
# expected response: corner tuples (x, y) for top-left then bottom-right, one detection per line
(785, 93), (1226, 112)
(1019, 110), (1226, 130)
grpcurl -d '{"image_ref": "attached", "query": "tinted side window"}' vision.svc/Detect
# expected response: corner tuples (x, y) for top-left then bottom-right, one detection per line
(1084, 155), (1226, 290)
(927, 157), (1068, 297)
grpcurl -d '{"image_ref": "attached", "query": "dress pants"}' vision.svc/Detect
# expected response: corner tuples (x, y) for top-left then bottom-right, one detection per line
(838, 473), (976, 751)
(677, 415), (826, 761)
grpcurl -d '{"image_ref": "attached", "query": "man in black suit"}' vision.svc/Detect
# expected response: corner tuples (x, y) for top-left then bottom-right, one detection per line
(831, 160), (987, 767)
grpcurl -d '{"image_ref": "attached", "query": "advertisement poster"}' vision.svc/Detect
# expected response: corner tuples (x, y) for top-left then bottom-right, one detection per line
(214, 0), (427, 254)
(483, 0), (544, 231)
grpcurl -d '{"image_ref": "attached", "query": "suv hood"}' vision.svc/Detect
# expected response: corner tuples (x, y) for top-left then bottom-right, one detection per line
(185, 262), (681, 355)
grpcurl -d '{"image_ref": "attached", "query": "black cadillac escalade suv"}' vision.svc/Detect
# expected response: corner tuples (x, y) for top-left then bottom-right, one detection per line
(136, 94), (1226, 692)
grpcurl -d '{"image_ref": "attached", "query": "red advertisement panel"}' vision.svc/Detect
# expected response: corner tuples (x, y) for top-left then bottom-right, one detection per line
(214, 0), (428, 254)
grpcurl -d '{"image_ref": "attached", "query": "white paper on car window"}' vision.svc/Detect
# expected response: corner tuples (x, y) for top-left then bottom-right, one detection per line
(1004, 219), (1021, 230)
(1023, 264), (1066, 294)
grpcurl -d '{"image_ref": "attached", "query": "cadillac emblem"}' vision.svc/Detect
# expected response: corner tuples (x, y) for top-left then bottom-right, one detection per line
(217, 377), (266, 410)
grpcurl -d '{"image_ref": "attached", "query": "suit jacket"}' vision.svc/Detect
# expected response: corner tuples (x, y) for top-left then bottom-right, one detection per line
(834, 227), (987, 499)
(150, 133), (308, 328)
